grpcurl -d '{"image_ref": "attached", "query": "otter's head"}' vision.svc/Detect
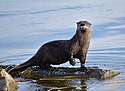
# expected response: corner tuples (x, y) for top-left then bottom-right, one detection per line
(77, 21), (91, 33)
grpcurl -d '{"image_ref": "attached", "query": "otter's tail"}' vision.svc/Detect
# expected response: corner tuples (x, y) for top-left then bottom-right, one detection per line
(8, 56), (36, 74)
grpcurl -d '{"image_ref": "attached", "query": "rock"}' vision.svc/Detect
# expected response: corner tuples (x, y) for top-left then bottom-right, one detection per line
(0, 69), (18, 91)
(101, 70), (120, 79)
(14, 67), (120, 79)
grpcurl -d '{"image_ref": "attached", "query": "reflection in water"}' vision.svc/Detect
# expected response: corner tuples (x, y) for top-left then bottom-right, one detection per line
(65, 79), (87, 91)
(27, 78), (87, 91)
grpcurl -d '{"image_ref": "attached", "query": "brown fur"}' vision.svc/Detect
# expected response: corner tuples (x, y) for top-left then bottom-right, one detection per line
(8, 21), (91, 73)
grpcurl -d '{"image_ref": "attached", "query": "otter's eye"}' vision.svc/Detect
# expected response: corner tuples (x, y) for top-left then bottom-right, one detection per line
(80, 24), (85, 26)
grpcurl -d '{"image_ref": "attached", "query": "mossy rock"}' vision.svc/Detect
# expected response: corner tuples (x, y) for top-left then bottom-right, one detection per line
(16, 66), (120, 79)
(2, 64), (119, 79)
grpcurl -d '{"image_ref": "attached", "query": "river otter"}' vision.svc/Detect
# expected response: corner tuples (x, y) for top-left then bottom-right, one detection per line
(8, 21), (91, 73)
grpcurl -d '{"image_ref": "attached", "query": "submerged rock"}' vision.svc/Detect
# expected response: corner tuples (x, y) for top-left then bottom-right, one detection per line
(0, 68), (18, 91)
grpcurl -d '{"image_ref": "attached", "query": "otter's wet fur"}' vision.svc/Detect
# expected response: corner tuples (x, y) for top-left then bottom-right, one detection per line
(8, 21), (91, 73)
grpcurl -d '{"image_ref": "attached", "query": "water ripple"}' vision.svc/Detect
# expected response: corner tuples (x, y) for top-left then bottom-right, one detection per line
(0, 5), (101, 17)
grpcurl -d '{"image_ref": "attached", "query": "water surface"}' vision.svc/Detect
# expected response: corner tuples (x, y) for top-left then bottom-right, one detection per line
(0, 0), (125, 91)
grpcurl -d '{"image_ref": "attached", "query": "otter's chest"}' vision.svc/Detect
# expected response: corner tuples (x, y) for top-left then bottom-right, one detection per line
(71, 42), (81, 55)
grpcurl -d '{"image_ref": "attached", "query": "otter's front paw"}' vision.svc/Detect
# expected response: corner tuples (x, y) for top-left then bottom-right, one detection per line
(69, 60), (76, 66)
(81, 65), (87, 72)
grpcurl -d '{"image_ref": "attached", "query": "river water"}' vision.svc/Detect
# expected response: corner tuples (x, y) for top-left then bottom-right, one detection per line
(0, 0), (125, 91)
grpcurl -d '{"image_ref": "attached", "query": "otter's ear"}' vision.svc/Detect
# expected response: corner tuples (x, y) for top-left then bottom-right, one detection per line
(77, 22), (79, 24)
(88, 22), (92, 25)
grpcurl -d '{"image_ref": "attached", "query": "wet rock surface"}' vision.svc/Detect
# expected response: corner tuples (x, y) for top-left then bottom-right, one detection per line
(0, 64), (120, 79)
(8, 66), (120, 79)
(0, 68), (18, 91)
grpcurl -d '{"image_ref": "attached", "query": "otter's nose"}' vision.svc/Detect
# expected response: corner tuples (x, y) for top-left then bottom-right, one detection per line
(80, 24), (88, 30)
